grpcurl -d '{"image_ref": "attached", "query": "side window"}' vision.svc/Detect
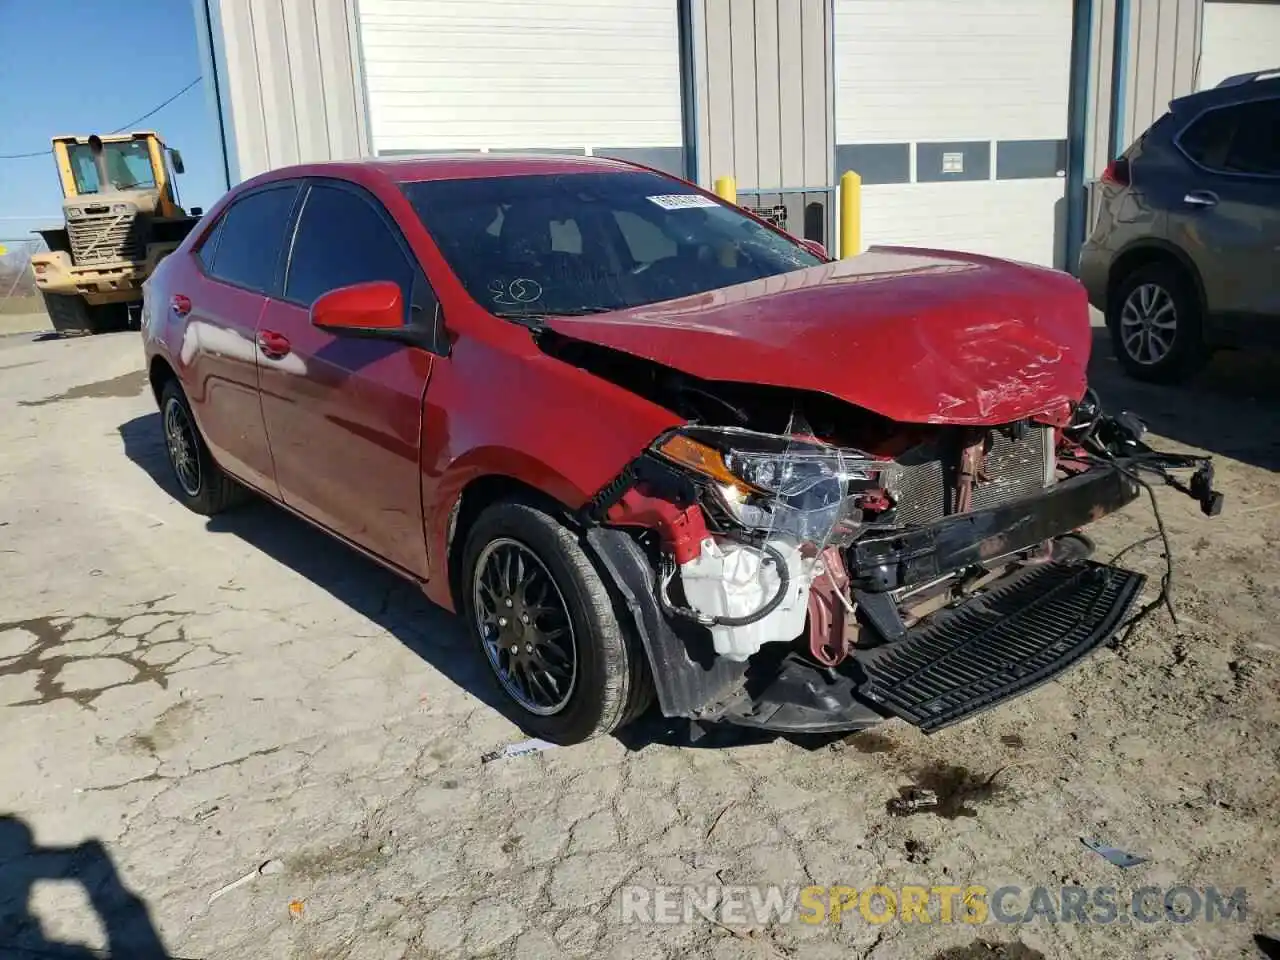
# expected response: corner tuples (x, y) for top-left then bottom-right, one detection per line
(195, 216), (225, 271)
(1181, 100), (1280, 175)
(1180, 108), (1237, 169)
(208, 185), (298, 293)
(1222, 100), (1280, 175)
(284, 184), (415, 317)
(613, 210), (677, 265)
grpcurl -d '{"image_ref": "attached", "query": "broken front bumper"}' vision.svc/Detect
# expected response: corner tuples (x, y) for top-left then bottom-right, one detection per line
(588, 461), (1147, 734)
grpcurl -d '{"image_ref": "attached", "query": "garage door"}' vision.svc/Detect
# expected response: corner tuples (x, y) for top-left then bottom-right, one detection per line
(1198, 1), (1280, 90)
(357, 0), (686, 175)
(834, 0), (1073, 267)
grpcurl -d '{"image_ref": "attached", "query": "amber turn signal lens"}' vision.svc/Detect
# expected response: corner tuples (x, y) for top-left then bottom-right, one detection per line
(656, 434), (761, 494)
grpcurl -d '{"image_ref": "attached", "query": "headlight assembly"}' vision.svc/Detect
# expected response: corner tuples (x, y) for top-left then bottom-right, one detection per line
(653, 427), (890, 546)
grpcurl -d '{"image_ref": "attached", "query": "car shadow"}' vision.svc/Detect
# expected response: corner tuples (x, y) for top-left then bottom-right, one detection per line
(118, 413), (850, 754)
(116, 412), (516, 718)
(0, 814), (169, 959)
(1087, 328), (1280, 472)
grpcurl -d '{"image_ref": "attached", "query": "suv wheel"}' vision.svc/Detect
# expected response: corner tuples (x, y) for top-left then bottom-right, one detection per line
(460, 501), (652, 744)
(1108, 262), (1208, 383)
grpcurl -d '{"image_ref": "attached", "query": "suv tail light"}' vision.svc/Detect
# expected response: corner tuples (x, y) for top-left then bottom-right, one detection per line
(1101, 158), (1131, 187)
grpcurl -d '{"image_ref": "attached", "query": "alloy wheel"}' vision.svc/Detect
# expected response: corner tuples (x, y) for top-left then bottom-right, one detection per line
(163, 398), (202, 497)
(1119, 282), (1177, 365)
(471, 538), (578, 715)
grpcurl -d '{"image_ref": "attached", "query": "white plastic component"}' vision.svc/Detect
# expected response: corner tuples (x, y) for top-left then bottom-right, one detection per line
(679, 537), (814, 662)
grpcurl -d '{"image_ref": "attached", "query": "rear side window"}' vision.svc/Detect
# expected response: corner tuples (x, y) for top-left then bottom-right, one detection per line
(195, 216), (224, 271)
(284, 183), (415, 313)
(207, 185), (299, 293)
(1180, 99), (1280, 175)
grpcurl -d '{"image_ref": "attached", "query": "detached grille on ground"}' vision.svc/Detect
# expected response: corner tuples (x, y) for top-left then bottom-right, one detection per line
(854, 559), (1145, 732)
(68, 213), (145, 266)
(889, 426), (1053, 526)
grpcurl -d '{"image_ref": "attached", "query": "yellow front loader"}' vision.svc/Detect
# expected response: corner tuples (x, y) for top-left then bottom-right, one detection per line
(31, 132), (202, 334)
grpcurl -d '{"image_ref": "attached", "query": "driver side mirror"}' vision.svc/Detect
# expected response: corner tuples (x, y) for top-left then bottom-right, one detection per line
(799, 238), (829, 260)
(311, 280), (404, 335)
(169, 149), (185, 175)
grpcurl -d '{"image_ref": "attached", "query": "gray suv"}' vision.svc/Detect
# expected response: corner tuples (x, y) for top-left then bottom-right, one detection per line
(1079, 70), (1280, 383)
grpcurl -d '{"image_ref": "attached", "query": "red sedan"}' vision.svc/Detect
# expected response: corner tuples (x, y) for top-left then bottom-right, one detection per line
(141, 155), (1220, 743)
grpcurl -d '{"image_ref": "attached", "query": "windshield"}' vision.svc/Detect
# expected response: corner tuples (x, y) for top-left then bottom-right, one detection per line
(66, 141), (157, 194)
(404, 171), (821, 319)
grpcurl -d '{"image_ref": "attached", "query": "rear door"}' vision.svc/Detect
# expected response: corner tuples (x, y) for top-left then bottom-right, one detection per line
(183, 183), (300, 496)
(1173, 97), (1280, 330)
(256, 179), (437, 578)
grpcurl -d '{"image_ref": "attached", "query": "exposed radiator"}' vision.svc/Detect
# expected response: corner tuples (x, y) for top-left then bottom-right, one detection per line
(68, 212), (145, 267)
(888, 426), (1053, 526)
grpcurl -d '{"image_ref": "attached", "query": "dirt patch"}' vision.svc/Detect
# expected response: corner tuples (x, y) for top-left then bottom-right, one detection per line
(887, 764), (1009, 819)
(18, 369), (147, 407)
(127, 701), (198, 755)
(841, 730), (898, 754)
(930, 941), (1046, 960)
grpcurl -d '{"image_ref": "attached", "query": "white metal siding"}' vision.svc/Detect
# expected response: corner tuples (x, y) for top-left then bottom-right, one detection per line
(834, 0), (1073, 266)
(1198, 1), (1280, 90)
(835, 0), (1072, 143)
(195, 0), (369, 183)
(357, 0), (683, 154)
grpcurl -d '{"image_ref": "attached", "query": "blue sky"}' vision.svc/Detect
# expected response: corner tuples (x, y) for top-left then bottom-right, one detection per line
(0, 1), (224, 240)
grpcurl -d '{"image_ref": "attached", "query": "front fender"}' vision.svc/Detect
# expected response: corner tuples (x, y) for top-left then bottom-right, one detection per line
(418, 330), (682, 608)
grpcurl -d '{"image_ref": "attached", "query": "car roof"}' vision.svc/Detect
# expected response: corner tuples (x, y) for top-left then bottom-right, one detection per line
(246, 152), (650, 189)
(1170, 70), (1280, 115)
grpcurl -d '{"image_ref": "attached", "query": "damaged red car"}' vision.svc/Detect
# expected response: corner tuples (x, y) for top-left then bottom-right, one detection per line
(141, 155), (1223, 744)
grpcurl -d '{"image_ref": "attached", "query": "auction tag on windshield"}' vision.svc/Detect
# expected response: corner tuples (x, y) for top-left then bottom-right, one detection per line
(647, 194), (718, 210)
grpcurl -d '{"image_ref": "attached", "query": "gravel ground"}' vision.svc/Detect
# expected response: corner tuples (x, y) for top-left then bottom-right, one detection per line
(0, 328), (1276, 960)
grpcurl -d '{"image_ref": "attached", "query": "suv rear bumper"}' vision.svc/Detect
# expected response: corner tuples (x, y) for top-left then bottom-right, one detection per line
(1077, 243), (1110, 313)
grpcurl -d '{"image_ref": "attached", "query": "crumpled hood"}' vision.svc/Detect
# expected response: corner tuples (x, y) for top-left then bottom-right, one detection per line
(545, 246), (1093, 426)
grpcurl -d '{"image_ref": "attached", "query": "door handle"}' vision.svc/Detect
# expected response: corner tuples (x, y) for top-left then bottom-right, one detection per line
(1183, 191), (1219, 208)
(171, 294), (192, 317)
(257, 330), (292, 359)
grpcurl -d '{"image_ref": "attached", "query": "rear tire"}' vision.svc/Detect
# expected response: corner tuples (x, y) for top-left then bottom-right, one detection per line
(158, 380), (246, 515)
(1107, 262), (1209, 383)
(460, 501), (653, 744)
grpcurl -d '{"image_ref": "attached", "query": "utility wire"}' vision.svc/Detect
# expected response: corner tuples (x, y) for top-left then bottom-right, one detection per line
(0, 78), (201, 160)
(109, 77), (202, 134)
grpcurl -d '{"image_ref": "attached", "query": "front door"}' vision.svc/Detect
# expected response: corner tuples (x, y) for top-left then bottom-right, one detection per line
(256, 180), (436, 578)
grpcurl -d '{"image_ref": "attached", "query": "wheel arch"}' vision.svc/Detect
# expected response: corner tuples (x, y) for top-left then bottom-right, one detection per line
(148, 354), (178, 407)
(440, 471), (581, 614)
(1107, 240), (1207, 319)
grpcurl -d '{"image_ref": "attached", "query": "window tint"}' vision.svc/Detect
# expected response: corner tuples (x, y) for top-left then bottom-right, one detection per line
(1223, 100), (1280, 175)
(195, 216), (224, 271)
(405, 171), (819, 319)
(285, 184), (414, 313)
(208, 185), (298, 293)
(1181, 100), (1280, 175)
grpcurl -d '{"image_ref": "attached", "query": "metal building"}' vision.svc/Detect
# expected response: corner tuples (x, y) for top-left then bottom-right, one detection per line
(193, 0), (1280, 270)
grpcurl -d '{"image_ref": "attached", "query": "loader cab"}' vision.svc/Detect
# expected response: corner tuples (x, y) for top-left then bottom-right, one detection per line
(52, 131), (187, 219)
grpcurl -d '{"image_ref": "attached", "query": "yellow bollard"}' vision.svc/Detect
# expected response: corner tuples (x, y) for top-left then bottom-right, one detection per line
(713, 176), (737, 204)
(839, 170), (862, 258)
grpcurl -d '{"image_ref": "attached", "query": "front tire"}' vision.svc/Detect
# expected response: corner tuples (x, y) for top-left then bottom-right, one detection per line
(1107, 262), (1208, 383)
(460, 501), (652, 744)
(158, 380), (245, 515)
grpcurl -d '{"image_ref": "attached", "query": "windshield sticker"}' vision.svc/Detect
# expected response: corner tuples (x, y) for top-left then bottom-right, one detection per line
(647, 194), (718, 211)
(489, 278), (543, 306)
